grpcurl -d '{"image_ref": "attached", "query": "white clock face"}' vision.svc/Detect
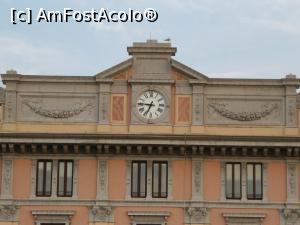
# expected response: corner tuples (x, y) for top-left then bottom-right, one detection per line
(136, 90), (166, 120)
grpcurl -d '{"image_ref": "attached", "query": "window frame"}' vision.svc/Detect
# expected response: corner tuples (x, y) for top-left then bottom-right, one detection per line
(247, 162), (263, 200)
(152, 161), (168, 198)
(36, 160), (53, 197)
(57, 160), (74, 197)
(131, 160), (147, 198)
(225, 162), (242, 200)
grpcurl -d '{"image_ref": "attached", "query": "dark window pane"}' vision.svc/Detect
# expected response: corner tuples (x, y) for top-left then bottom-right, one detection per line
(66, 162), (73, 194)
(255, 164), (262, 198)
(45, 162), (52, 195)
(247, 163), (262, 199)
(226, 163), (241, 199)
(57, 161), (73, 197)
(140, 163), (146, 195)
(152, 163), (159, 196)
(152, 162), (168, 198)
(161, 163), (167, 197)
(37, 162), (44, 194)
(226, 164), (232, 198)
(234, 164), (241, 198)
(132, 163), (138, 195)
(36, 160), (52, 196)
(58, 162), (64, 195)
(131, 161), (147, 197)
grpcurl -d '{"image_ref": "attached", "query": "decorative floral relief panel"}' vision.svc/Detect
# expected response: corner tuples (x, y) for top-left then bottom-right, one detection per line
(18, 95), (97, 122)
(205, 98), (284, 125)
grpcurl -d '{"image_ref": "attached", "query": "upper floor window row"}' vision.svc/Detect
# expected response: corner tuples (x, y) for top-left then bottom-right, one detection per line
(226, 162), (262, 200)
(131, 161), (168, 198)
(36, 160), (73, 197)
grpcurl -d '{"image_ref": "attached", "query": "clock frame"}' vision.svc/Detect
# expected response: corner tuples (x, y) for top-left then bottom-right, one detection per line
(132, 86), (170, 124)
(136, 90), (166, 120)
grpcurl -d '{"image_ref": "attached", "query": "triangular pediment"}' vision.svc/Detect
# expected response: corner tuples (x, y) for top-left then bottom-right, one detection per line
(171, 59), (208, 81)
(94, 57), (208, 82)
(95, 58), (133, 80)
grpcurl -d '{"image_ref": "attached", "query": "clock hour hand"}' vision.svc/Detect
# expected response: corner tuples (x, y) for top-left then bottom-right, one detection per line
(145, 101), (154, 115)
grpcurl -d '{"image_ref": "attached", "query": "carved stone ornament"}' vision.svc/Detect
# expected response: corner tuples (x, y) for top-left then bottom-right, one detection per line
(90, 206), (112, 221)
(22, 99), (95, 119)
(208, 102), (278, 121)
(194, 164), (201, 193)
(283, 209), (300, 225)
(0, 205), (17, 219)
(223, 213), (266, 225)
(288, 164), (297, 198)
(186, 207), (207, 223)
(3, 160), (12, 198)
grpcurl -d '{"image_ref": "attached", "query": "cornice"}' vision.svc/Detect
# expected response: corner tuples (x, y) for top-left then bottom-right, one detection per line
(1, 74), (95, 84)
(0, 133), (299, 157)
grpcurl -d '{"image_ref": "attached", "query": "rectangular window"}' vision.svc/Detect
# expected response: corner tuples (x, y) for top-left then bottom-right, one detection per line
(57, 160), (73, 197)
(247, 163), (262, 200)
(225, 163), (241, 199)
(131, 161), (147, 197)
(36, 160), (52, 196)
(152, 161), (168, 198)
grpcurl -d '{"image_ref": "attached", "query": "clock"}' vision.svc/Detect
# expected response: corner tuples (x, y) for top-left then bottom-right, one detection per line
(136, 90), (166, 120)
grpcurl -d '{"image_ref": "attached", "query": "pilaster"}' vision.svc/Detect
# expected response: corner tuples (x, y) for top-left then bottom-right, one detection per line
(1, 158), (13, 199)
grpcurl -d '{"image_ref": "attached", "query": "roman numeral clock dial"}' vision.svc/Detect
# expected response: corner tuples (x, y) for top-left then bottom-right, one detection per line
(136, 90), (166, 121)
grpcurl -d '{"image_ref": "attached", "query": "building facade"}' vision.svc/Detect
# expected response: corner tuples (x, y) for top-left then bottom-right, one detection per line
(0, 40), (299, 225)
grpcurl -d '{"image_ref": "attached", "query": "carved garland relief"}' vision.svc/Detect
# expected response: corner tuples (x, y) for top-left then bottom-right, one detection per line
(208, 102), (278, 121)
(22, 99), (95, 119)
(205, 98), (283, 125)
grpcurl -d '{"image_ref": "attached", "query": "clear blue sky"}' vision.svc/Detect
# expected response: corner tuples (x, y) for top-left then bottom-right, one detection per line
(0, 0), (299, 80)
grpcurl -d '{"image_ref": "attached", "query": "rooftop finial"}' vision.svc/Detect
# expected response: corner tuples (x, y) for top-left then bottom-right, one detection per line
(6, 69), (17, 75)
(286, 73), (296, 79)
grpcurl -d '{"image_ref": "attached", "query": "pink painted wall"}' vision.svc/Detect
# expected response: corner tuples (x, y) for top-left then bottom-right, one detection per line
(13, 159), (31, 199)
(114, 206), (183, 225)
(210, 208), (280, 225)
(19, 205), (88, 225)
(203, 160), (220, 201)
(172, 160), (192, 200)
(108, 160), (126, 199)
(267, 162), (286, 202)
(78, 159), (97, 199)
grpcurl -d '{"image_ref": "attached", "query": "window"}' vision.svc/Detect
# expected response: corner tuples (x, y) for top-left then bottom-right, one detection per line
(152, 161), (168, 198)
(131, 161), (147, 197)
(225, 163), (241, 199)
(57, 160), (73, 197)
(247, 163), (262, 199)
(36, 160), (52, 196)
